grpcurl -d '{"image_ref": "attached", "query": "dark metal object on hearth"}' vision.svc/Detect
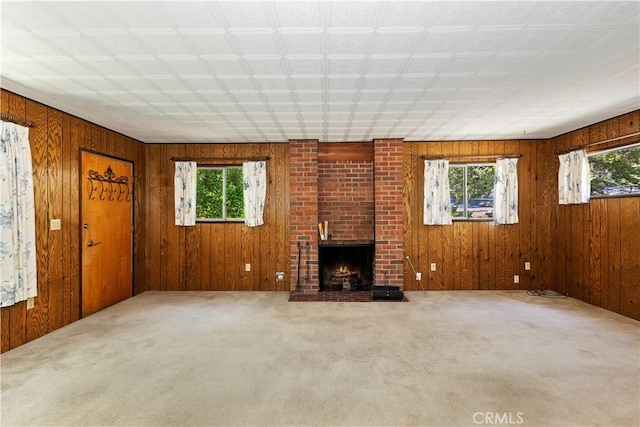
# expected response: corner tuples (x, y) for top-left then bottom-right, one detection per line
(87, 166), (133, 202)
(305, 242), (310, 281)
(296, 241), (302, 293)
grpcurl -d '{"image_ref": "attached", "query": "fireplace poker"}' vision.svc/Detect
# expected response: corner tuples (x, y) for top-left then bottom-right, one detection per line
(296, 241), (301, 293)
(305, 242), (310, 281)
(406, 255), (425, 291)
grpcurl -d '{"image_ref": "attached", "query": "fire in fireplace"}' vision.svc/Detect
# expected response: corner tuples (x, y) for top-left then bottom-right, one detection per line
(318, 243), (374, 292)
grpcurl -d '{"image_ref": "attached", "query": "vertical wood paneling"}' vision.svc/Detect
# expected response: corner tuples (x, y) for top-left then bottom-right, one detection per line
(275, 143), (290, 291)
(47, 109), (64, 332)
(606, 198), (622, 313)
(266, 144), (277, 290)
(1, 90), (146, 353)
(416, 143), (427, 289)
(619, 198), (640, 319)
(25, 100), (49, 342)
(547, 111), (640, 320)
(538, 139), (556, 291)
(588, 199), (605, 307)
(166, 145), (182, 290)
(528, 139), (539, 289)
(61, 114), (72, 325)
(404, 138), (542, 292)
(133, 139), (146, 294)
(141, 142), (290, 293)
(518, 140), (532, 290)
(69, 119), (82, 321)
(402, 142), (414, 289)
(410, 143), (422, 290)
(146, 145), (162, 291)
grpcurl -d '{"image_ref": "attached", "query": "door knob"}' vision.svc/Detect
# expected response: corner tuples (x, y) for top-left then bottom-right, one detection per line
(87, 240), (102, 247)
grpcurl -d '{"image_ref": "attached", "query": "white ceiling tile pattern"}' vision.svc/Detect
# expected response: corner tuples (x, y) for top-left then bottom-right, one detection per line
(1, 1), (638, 143)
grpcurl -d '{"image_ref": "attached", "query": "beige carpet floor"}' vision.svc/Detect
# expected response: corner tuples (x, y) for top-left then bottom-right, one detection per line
(1, 291), (638, 426)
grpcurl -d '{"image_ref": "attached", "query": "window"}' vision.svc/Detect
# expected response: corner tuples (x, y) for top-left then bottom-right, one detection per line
(589, 144), (640, 197)
(196, 166), (244, 220)
(449, 164), (495, 220)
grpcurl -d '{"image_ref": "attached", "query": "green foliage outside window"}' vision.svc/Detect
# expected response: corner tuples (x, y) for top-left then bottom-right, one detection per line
(449, 164), (495, 219)
(225, 167), (245, 218)
(589, 145), (640, 196)
(196, 167), (244, 220)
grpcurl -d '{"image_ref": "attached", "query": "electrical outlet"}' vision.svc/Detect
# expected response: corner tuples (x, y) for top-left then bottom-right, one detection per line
(27, 297), (35, 310)
(430, 263), (436, 271)
(525, 262), (531, 271)
(514, 275), (520, 284)
(276, 272), (284, 282)
(415, 272), (422, 281)
(245, 263), (251, 272)
(50, 219), (61, 231)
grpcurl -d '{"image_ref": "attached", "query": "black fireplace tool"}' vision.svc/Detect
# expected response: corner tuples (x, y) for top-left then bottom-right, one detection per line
(295, 241), (302, 293)
(305, 242), (310, 281)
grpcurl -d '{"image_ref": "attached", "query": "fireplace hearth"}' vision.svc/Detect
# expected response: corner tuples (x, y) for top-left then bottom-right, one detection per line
(319, 241), (374, 292)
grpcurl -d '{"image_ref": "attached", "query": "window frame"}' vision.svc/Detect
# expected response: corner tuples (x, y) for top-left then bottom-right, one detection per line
(196, 165), (245, 223)
(587, 142), (640, 200)
(449, 162), (495, 222)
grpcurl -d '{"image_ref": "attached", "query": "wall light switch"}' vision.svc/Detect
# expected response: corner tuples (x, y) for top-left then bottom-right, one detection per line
(27, 297), (35, 310)
(430, 263), (436, 271)
(514, 275), (520, 284)
(245, 263), (251, 272)
(415, 272), (422, 281)
(525, 262), (531, 271)
(50, 219), (61, 231)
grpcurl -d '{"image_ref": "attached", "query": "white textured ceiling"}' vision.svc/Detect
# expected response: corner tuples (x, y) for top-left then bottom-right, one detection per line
(1, 1), (638, 143)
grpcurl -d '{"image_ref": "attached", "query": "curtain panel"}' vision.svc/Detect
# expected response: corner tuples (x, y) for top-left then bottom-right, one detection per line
(493, 158), (519, 225)
(174, 161), (197, 226)
(558, 150), (590, 204)
(423, 159), (452, 225)
(242, 161), (266, 227)
(0, 121), (38, 307)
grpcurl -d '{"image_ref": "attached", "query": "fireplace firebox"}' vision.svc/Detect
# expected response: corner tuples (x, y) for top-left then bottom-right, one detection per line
(318, 242), (374, 292)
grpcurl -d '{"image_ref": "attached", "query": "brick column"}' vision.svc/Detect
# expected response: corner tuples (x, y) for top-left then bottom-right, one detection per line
(373, 138), (404, 288)
(289, 139), (319, 294)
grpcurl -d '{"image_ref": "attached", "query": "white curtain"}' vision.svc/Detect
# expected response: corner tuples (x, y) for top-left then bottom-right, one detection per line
(0, 121), (37, 307)
(558, 150), (590, 204)
(243, 161), (266, 227)
(493, 158), (519, 225)
(423, 159), (452, 225)
(174, 161), (197, 226)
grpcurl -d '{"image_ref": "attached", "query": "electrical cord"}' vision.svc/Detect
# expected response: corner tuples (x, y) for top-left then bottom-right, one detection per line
(526, 285), (568, 299)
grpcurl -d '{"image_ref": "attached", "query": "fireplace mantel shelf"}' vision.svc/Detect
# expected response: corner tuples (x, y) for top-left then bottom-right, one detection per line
(318, 239), (375, 246)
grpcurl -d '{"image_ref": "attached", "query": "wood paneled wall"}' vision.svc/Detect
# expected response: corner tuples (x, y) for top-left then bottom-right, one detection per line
(403, 111), (640, 321)
(403, 139), (556, 292)
(548, 111), (640, 320)
(0, 89), (146, 353)
(2, 83), (637, 356)
(142, 143), (290, 292)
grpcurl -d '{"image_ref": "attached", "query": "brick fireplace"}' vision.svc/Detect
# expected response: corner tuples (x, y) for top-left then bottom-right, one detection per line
(290, 139), (404, 294)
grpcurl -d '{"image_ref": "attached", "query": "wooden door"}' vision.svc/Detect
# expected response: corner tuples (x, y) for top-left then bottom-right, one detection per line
(81, 152), (133, 317)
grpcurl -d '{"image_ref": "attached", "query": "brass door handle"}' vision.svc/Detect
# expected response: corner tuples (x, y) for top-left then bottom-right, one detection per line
(87, 240), (102, 247)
